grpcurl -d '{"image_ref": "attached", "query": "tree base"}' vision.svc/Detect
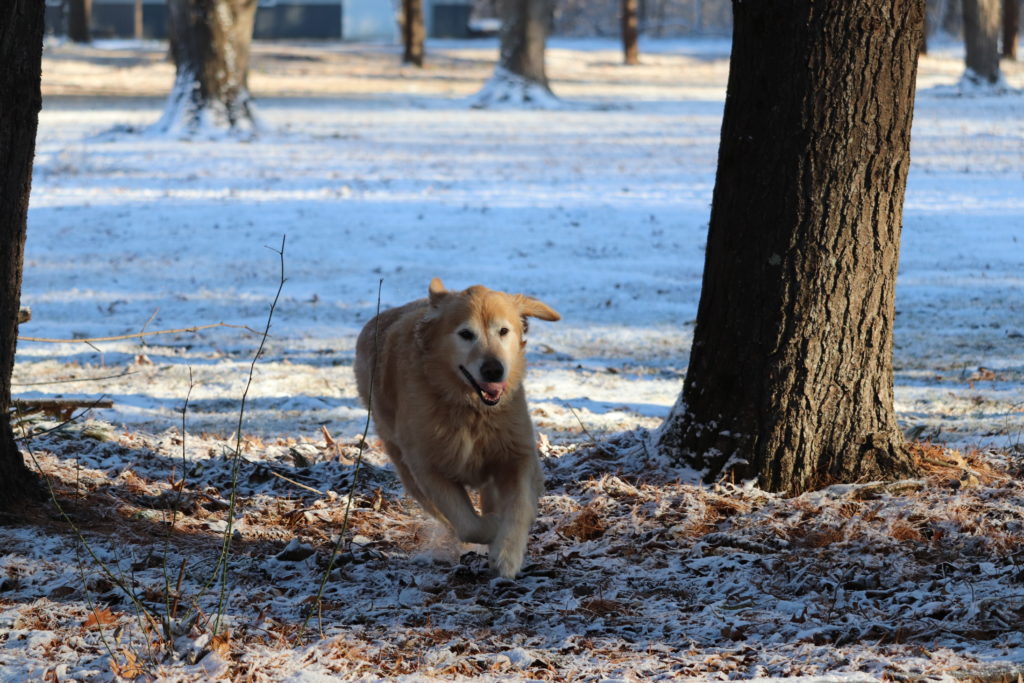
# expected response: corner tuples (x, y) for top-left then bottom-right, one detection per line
(928, 69), (1019, 96)
(0, 420), (43, 514)
(469, 67), (563, 110)
(653, 396), (919, 495)
(146, 74), (261, 140)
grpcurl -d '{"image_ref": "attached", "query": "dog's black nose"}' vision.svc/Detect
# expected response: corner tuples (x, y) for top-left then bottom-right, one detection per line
(480, 358), (504, 382)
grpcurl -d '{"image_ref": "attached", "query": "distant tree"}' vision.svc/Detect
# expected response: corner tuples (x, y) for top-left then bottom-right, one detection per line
(655, 0), (923, 494)
(67, 0), (92, 43)
(1004, 0), (1019, 60)
(622, 0), (640, 65)
(472, 0), (557, 107)
(402, 0), (425, 67)
(134, 0), (145, 40)
(0, 0), (45, 510)
(962, 0), (1002, 83)
(152, 0), (259, 137)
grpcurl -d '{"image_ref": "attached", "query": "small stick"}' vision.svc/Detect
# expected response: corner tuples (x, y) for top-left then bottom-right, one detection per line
(12, 370), (137, 387)
(19, 321), (262, 344)
(13, 398), (114, 416)
(267, 469), (324, 495)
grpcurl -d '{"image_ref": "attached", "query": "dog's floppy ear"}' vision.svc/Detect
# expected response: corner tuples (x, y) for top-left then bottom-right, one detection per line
(515, 294), (560, 322)
(428, 277), (447, 308)
(417, 278), (447, 350)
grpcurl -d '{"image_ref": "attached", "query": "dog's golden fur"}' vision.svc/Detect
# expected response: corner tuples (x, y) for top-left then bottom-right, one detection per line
(355, 278), (559, 578)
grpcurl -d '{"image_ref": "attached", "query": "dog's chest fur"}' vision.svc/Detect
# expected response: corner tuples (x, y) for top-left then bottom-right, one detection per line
(424, 406), (521, 487)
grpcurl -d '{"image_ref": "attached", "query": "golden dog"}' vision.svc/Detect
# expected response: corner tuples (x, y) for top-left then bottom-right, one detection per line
(354, 278), (560, 578)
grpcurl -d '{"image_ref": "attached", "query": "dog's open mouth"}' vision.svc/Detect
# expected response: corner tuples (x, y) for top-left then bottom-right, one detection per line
(459, 366), (506, 406)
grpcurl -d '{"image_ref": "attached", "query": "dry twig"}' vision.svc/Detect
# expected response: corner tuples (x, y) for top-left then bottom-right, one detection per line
(19, 321), (262, 344)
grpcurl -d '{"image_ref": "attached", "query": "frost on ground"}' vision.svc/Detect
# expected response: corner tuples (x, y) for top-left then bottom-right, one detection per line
(3, 426), (1024, 680)
(2, 38), (1023, 679)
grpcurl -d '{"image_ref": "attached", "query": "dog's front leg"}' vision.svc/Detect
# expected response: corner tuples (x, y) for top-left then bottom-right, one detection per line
(411, 465), (498, 545)
(483, 455), (543, 579)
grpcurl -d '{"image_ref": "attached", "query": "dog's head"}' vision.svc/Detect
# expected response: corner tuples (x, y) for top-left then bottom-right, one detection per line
(416, 278), (560, 409)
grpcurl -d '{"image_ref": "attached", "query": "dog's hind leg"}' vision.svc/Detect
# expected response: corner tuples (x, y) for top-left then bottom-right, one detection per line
(484, 456), (543, 579)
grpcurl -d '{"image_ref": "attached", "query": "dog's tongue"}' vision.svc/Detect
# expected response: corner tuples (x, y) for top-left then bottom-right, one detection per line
(479, 382), (506, 403)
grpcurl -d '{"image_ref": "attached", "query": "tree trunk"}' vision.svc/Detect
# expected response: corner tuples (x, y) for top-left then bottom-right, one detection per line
(153, 0), (259, 137)
(66, 0), (92, 43)
(471, 0), (556, 107)
(0, 0), (45, 511)
(1004, 0), (1019, 60)
(135, 0), (145, 40)
(655, 0), (923, 495)
(920, 8), (929, 55)
(962, 0), (1002, 83)
(499, 0), (550, 85)
(402, 0), (425, 67)
(622, 0), (639, 65)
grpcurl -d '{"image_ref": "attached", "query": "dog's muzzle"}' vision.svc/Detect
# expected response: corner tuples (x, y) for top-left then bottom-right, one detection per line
(459, 365), (506, 406)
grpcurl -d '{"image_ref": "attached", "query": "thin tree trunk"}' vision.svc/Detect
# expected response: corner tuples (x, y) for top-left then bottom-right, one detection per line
(135, 0), (145, 40)
(1004, 0), (1019, 59)
(622, 0), (639, 65)
(67, 0), (92, 43)
(402, 0), (425, 67)
(0, 0), (45, 511)
(154, 0), (259, 136)
(655, 0), (923, 495)
(963, 0), (1002, 82)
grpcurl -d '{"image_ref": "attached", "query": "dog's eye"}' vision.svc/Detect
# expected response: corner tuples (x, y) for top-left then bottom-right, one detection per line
(499, 327), (510, 337)
(458, 329), (476, 341)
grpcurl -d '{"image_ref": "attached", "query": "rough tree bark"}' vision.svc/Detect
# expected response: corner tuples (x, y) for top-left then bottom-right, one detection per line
(67, 0), (92, 43)
(962, 0), (1003, 84)
(471, 0), (557, 107)
(655, 0), (923, 495)
(402, 0), (425, 67)
(152, 0), (259, 137)
(1004, 0), (1019, 60)
(0, 0), (45, 510)
(622, 0), (639, 65)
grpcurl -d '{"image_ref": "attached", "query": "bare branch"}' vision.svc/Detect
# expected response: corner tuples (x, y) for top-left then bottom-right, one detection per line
(18, 321), (263, 344)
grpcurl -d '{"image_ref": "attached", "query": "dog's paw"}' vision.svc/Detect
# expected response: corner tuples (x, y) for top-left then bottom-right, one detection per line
(488, 543), (525, 579)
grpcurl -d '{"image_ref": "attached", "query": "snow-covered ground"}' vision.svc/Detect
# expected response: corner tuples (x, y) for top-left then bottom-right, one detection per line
(2, 37), (1022, 680)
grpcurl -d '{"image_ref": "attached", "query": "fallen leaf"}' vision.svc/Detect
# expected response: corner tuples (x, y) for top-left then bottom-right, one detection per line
(84, 607), (118, 629)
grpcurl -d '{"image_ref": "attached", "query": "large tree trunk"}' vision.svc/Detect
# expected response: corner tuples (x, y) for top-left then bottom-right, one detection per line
(152, 0), (259, 137)
(471, 0), (557, 108)
(0, 0), (45, 511)
(655, 0), (923, 495)
(402, 0), (425, 67)
(1004, 0), (1019, 60)
(962, 0), (1003, 83)
(67, 0), (92, 43)
(622, 0), (640, 65)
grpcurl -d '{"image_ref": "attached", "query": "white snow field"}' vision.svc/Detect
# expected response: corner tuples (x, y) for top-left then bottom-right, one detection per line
(1, 37), (1022, 680)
